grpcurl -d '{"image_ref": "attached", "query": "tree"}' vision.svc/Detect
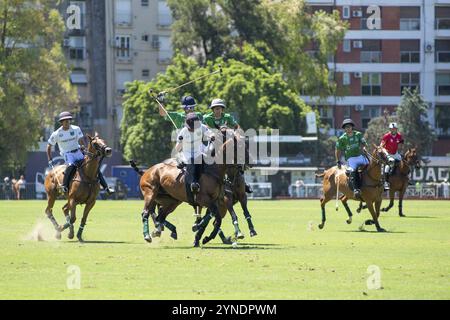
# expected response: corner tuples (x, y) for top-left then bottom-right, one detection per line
(364, 111), (398, 150)
(120, 45), (311, 166)
(167, 0), (347, 97)
(396, 88), (435, 155)
(0, 0), (77, 176)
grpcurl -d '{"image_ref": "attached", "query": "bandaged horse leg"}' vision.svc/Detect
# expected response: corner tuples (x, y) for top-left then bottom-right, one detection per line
(202, 202), (222, 245)
(340, 196), (353, 224)
(76, 200), (96, 242)
(62, 203), (75, 239)
(218, 229), (233, 244)
(226, 198), (244, 239)
(193, 211), (213, 247)
(241, 196), (257, 236)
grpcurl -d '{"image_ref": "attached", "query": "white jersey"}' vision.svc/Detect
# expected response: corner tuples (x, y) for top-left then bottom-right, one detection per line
(177, 124), (210, 162)
(48, 125), (84, 155)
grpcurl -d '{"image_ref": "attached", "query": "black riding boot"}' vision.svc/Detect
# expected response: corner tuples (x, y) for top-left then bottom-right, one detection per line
(191, 163), (201, 193)
(384, 173), (390, 191)
(98, 171), (115, 195)
(350, 171), (361, 199)
(62, 165), (77, 193)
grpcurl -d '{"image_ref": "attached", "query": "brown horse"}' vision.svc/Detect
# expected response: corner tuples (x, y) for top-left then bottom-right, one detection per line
(44, 133), (112, 241)
(134, 128), (246, 246)
(381, 148), (421, 217)
(316, 146), (389, 232)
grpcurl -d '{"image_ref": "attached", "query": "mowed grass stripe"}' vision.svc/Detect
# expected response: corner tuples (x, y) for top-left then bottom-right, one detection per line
(0, 200), (449, 299)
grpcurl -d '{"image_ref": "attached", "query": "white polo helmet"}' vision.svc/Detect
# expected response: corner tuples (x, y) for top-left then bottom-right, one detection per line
(210, 98), (226, 109)
(389, 122), (398, 129)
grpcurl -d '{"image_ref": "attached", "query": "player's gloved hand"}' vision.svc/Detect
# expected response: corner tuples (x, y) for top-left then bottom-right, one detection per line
(336, 160), (342, 169)
(48, 159), (54, 167)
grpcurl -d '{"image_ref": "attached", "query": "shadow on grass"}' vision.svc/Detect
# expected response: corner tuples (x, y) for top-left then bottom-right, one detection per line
(157, 243), (288, 250)
(339, 230), (407, 234)
(64, 240), (131, 244)
(398, 216), (437, 219)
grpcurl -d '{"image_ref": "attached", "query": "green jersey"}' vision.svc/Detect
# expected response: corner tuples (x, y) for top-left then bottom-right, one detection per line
(336, 131), (367, 160)
(164, 111), (203, 129)
(203, 112), (238, 129)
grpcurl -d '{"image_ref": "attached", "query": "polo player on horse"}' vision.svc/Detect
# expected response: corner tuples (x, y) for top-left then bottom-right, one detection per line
(335, 118), (369, 200)
(176, 113), (214, 194)
(380, 122), (404, 191)
(203, 98), (253, 194)
(158, 95), (203, 128)
(46, 111), (114, 195)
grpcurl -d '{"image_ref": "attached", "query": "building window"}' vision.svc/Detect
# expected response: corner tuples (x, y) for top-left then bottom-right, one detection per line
(116, 70), (133, 95)
(435, 7), (450, 29)
(360, 40), (381, 63)
(436, 73), (450, 96)
(116, 35), (131, 59)
(361, 106), (381, 129)
(343, 106), (351, 119)
(400, 7), (420, 30)
(115, 0), (132, 25)
(142, 34), (149, 42)
(400, 40), (420, 63)
(70, 70), (88, 85)
(435, 105), (450, 136)
(158, 35), (172, 64)
(318, 106), (334, 128)
(68, 36), (85, 60)
(362, 73), (381, 96)
(142, 69), (149, 77)
(343, 72), (350, 86)
(401, 73), (420, 94)
(342, 6), (350, 19)
(158, 0), (172, 27)
(435, 40), (450, 63)
(141, 0), (149, 6)
(343, 40), (351, 53)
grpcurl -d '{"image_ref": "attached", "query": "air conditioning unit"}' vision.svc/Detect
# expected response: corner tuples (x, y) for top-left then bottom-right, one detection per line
(63, 39), (70, 47)
(352, 10), (363, 17)
(353, 40), (363, 49)
(425, 43), (433, 53)
(355, 104), (365, 111)
(354, 72), (362, 78)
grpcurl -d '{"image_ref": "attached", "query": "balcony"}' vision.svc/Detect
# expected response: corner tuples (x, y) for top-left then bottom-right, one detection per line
(360, 51), (381, 63)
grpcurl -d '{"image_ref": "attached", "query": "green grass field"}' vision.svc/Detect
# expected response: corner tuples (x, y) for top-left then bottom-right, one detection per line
(0, 199), (449, 300)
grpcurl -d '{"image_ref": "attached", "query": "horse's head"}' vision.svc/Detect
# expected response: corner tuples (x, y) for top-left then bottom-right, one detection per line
(370, 144), (389, 166)
(405, 148), (421, 169)
(86, 132), (112, 158)
(211, 127), (249, 166)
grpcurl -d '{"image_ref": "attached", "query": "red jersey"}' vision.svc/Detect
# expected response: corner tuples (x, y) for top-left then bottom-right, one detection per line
(381, 132), (404, 154)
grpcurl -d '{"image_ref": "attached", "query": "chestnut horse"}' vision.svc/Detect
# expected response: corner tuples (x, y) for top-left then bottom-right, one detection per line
(381, 148), (421, 216)
(44, 133), (112, 241)
(316, 146), (389, 232)
(134, 128), (246, 247)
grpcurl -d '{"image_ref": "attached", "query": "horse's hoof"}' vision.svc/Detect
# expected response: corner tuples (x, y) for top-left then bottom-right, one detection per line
(77, 236), (84, 243)
(55, 232), (62, 240)
(68, 231), (74, 240)
(151, 230), (161, 238)
(399, 214), (406, 217)
(222, 236), (233, 245)
(202, 237), (211, 245)
(377, 228), (387, 233)
(346, 218), (352, 224)
(250, 230), (257, 237)
(235, 232), (245, 240)
(318, 223), (324, 230)
(193, 240), (200, 247)
(170, 232), (178, 240)
(356, 209), (361, 213)
(381, 208), (387, 212)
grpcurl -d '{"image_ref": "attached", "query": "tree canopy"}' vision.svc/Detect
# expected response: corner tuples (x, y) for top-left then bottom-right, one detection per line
(0, 0), (78, 175)
(121, 45), (311, 166)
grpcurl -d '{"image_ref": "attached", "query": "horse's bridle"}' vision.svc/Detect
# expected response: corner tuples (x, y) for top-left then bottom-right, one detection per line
(80, 139), (108, 168)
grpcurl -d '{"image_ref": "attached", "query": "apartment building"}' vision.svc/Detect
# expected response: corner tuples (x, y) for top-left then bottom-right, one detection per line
(304, 0), (450, 156)
(59, 0), (173, 150)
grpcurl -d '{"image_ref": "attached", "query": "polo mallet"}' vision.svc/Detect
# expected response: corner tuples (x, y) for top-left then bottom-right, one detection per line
(335, 172), (340, 211)
(148, 90), (179, 130)
(156, 65), (223, 96)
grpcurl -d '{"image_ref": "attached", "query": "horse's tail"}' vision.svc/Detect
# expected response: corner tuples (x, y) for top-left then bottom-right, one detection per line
(129, 160), (144, 176)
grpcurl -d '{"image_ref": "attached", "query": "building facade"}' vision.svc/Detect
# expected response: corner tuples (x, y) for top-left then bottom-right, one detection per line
(304, 0), (450, 156)
(59, 0), (172, 150)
